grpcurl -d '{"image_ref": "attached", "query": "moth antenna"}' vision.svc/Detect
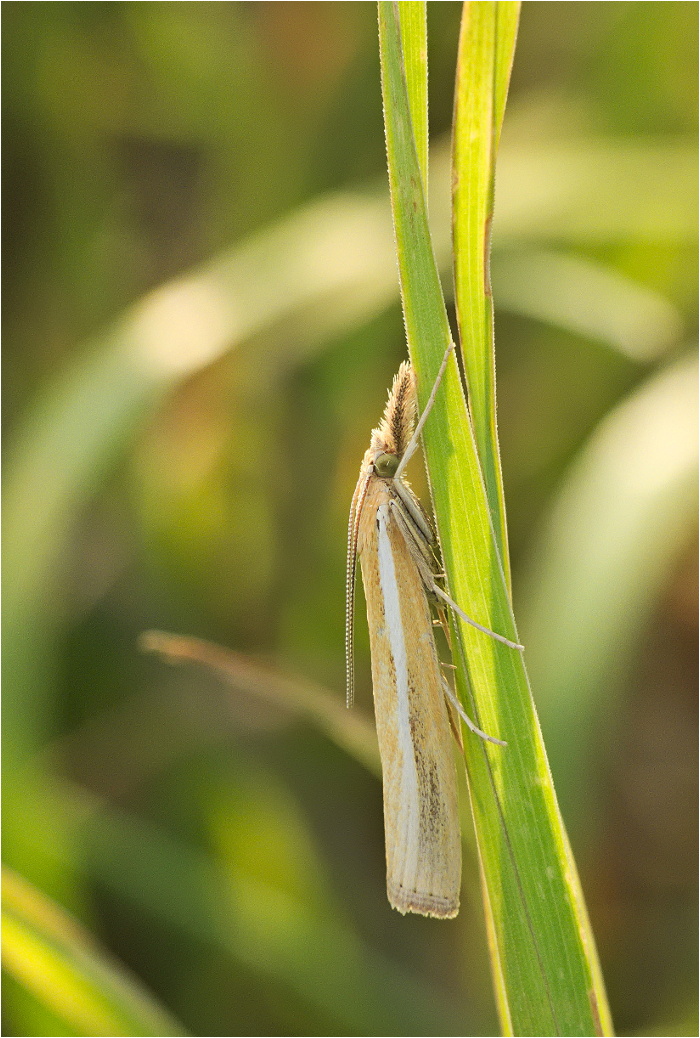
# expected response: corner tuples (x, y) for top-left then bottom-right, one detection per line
(346, 467), (372, 708)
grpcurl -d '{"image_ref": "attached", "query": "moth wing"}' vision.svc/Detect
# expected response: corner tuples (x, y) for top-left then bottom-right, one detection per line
(358, 482), (461, 918)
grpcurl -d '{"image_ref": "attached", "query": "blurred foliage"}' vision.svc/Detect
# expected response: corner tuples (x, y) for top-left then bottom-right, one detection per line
(2, 867), (187, 1036)
(3, 3), (697, 1036)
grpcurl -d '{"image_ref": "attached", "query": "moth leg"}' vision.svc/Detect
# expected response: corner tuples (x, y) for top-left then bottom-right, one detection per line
(388, 499), (439, 590)
(389, 499), (523, 650)
(435, 601), (495, 748)
(388, 499), (504, 747)
(435, 601), (453, 653)
(433, 602), (461, 748)
(431, 584), (524, 651)
(393, 479), (434, 546)
(441, 676), (507, 747)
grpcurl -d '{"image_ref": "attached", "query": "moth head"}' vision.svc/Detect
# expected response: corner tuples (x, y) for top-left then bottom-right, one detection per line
(373, 451), (399, 478)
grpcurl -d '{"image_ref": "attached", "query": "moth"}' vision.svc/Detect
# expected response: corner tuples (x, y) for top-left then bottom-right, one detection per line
(345, 345), (521, 918)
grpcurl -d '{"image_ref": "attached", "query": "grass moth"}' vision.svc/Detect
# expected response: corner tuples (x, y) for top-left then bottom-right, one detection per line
(345, 346), (521, 918)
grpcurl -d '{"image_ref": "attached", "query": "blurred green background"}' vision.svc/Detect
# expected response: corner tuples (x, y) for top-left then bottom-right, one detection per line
(3, 3), (697, 1035)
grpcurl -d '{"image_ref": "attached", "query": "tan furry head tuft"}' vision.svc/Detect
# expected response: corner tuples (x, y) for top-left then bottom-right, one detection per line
(370, 361), (416, 460)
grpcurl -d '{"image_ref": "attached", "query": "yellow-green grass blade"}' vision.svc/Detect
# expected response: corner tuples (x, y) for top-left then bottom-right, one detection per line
(398, 2), (428, 188)
(378, 3), (612, 1034)
(452, 1), (520, 592)
(2, 868), (187, 1037)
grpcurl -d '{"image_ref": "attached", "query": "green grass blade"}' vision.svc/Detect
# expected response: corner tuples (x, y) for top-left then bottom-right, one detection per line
(398, 2), (428, 187)
(2, 868), (187, 1037)
(378, 3), (613, 1033)
(452, 1), (520, 591)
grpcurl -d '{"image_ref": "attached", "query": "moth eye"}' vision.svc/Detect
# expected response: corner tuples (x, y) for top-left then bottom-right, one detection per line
(374, 452), (399, 477)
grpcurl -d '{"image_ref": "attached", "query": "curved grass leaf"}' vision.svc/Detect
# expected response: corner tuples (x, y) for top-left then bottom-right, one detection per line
(491, 248), (683, 362)
(378, 3), (612, 1033)
(522, 353), (698, 829)
(2, 868), (187, 1037)
(494, 139), (697, 243)
(3, 192), (400, 775)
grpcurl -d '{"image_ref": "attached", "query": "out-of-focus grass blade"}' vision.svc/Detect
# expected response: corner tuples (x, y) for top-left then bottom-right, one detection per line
(61, 786), (468, 1037)
(522, 353), (698, 828)
(492, 248), (683, 362)
(2, 868), (187, 1037)
(452, 1), (520, 589)
(494, 139), (697, 243)
(378, 3), (612, 1034)
(139, 631), (380, 777)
